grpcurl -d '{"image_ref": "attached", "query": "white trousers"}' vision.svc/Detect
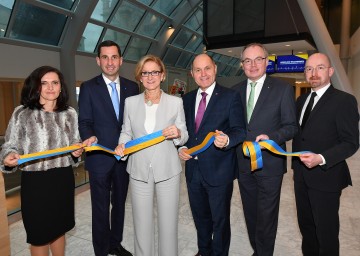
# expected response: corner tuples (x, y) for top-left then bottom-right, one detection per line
(130, 172), (180, 256)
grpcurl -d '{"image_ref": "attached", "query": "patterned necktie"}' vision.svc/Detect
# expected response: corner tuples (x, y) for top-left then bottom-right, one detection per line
(247, 82), (257, 122)
(109, 82), (120, 119)
(301, 92), (317, 129)
(195, 92), (207, 133)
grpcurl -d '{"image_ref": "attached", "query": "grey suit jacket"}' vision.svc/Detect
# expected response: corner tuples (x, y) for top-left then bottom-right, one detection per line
(119, 92), (188, 182)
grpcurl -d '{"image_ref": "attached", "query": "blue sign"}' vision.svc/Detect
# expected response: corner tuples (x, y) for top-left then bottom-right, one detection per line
(276, 55), (306, 73)
(266, 59), (275, 73)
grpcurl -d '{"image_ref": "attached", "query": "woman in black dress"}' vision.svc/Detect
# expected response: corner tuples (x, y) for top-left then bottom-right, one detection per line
(0, 66), (83, 256)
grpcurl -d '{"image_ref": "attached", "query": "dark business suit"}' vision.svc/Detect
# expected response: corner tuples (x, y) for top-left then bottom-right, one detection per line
(292, 85), (359, 256)
(78, 74), (139, 256)
(183, 83), (246, 256)
(233, 76), (298, 256)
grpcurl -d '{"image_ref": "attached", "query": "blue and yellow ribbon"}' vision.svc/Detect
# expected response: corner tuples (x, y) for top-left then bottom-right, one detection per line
(18, 131), (166, 165)
(185, 132), (216, 156)
(242, 140), (310, 171)
(123, 130), (165, 155)
(17, 131), (220, 166)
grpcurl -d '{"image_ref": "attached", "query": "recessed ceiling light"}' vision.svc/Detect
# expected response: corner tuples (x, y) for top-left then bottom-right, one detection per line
(228, 50), (232, 53)
(285, 44), (291, 47)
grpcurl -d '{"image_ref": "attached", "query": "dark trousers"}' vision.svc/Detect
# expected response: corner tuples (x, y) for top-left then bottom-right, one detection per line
(238, 172), (283, 256)
(187, 162), (233, 256)
(89, 162), (129, 256)
(294, 179), (341, 256)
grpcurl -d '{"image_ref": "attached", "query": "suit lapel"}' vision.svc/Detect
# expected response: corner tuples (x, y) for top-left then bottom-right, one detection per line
(239, 82), (247, 122)
(188, 91), (197, 134)
(119, 77), (131, 123)
(154, 91), (166, 132)
(305, 85), (335, 125)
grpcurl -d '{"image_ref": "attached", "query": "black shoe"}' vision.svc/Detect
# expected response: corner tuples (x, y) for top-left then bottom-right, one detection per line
(109, 245), (132, 256)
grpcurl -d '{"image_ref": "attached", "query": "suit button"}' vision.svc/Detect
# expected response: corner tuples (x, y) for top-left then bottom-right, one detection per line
(301, 138), (305, 141)
(247, 129), (251, 132)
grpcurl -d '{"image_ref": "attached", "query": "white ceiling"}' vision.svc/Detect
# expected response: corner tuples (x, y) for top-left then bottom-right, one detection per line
(210, 40), (316, 58)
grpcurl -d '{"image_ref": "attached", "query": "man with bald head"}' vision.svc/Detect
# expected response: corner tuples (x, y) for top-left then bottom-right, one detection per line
(292, 52), (359, 256)
(179, 53), (246, 256)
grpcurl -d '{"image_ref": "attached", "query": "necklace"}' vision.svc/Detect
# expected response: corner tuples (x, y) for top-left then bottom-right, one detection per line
(145, 91), (161, 106)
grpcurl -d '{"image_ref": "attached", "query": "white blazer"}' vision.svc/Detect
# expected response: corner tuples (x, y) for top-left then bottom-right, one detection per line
(119, 92), (188, 182)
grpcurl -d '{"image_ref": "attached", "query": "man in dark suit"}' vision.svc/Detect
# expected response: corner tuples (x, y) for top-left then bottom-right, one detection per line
(179, 53), (246, 256)
(233, 43), (298, 256)
(292, 53), (359, 256)
(78, 40), (139, 256)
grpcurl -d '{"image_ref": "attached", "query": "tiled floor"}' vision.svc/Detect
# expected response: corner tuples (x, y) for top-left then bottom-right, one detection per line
(9, 149), (360, 255)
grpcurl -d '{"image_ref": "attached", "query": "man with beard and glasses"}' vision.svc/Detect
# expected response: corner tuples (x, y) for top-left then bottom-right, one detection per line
(292, 52), (359, 256)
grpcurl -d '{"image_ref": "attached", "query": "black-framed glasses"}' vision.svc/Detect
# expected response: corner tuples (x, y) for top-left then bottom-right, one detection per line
(141, 71), (162, 77)
(304, 65), (329, 73)
(241, 57), (266, 66)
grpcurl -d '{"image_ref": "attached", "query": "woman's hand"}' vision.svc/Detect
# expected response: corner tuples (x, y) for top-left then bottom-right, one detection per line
(163, 125), (181, 139)
(4, 152), (20, 167)
(82, 136), (97, 147)
(178, 148), (192, 161)
(71, 143), (84, 158)
(115, 144), (126, 157)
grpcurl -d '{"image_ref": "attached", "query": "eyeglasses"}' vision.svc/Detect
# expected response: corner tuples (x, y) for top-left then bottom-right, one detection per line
(304, 65), (329, 73)
(141, 71), (162, 77)
(241, 57), (266, 66)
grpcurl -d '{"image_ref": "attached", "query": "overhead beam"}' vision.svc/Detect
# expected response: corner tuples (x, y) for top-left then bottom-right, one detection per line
(297, 0), (353, 94)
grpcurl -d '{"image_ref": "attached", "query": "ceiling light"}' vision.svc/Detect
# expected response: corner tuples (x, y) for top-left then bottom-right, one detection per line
(168, 24), (173, 29)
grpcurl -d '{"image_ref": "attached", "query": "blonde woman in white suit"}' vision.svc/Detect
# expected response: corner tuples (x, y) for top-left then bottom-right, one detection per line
(115, 55), (188, 256)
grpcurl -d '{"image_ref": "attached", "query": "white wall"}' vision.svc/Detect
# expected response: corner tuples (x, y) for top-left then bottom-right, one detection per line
(75, 54), (137, 82)
(0, 43), (60, 79)
(0, 43), (139, 83)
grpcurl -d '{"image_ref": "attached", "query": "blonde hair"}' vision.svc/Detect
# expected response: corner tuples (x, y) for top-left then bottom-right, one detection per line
(134, 55), (166, 82)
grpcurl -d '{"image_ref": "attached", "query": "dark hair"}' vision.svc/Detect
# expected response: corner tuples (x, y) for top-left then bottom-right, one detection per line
(97, 40), (122, 57)
(21, 66), (69, 112)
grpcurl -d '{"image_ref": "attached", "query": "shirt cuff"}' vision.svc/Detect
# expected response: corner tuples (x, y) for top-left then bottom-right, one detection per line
(319, 154), (326, 165)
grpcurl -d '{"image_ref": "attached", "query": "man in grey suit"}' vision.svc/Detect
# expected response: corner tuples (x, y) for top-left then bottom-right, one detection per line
(233, 43), (298, 256)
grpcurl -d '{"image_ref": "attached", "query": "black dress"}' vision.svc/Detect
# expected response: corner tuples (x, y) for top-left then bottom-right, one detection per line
(21, 166), (75, 245)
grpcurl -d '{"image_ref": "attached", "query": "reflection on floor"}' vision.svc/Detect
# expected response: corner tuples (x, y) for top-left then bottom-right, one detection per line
(9, 149), (360, 255)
